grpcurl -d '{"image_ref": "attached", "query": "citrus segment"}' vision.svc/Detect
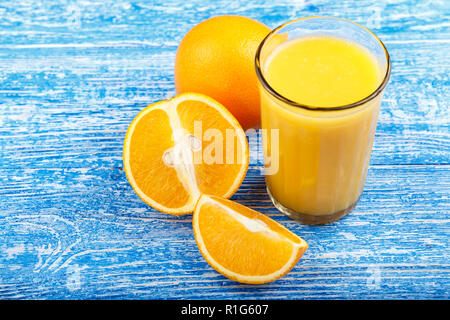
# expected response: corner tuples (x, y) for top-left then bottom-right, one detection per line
(125, 107), (192, 212)
(123, 93), (249, 215)
(193, 195), (308, 284)
(176, 99), (248, 198)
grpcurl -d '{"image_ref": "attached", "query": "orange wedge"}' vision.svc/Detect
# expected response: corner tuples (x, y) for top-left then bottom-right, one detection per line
(193, 195), (308, 284)
(123, 93), (249, 214)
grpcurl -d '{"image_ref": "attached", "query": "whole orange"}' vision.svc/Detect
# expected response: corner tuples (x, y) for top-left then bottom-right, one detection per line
(175, 15), (271, 130)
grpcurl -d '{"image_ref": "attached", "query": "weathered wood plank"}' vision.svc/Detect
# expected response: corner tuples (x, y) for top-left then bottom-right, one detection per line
(0, 0), (448, 45)
(1, 165), (449, 216)
(0, 166), (448, 299)
(0, 40), (448, 169)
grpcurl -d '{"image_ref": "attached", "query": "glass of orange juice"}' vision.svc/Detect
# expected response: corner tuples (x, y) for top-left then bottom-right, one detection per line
(255, 17), (391, 224)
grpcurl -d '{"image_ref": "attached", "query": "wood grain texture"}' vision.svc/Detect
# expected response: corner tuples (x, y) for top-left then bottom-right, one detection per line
(0, 0), (449, 299)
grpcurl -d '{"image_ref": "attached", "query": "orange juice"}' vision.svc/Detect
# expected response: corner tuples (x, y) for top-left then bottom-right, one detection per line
(256, 19), (390, 224)
(264, 36), (381, 108)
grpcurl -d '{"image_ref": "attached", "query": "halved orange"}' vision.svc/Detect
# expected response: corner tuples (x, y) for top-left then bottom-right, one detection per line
(123, 93), (249, 214)
(193, 195), (308, 284)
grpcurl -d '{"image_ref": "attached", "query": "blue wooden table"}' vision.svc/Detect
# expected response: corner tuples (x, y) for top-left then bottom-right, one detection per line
(0, 0), (449, 300)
